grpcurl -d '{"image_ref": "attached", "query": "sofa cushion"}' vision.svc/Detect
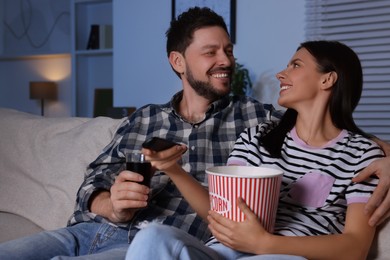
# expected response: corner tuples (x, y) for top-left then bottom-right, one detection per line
(0, 108), (124, 230)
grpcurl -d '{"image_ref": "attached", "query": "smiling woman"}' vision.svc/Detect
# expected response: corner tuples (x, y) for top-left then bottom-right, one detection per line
(124, 40), (388, 260)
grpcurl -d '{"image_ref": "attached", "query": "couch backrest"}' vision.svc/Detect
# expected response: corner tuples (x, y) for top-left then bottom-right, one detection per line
(0, 108), (124, 230)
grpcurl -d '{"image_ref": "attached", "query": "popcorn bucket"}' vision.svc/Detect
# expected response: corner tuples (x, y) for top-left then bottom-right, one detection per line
(207, 166), (282, 232)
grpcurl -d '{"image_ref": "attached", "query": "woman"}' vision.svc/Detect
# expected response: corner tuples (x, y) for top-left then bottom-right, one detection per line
(126, 41), (384, 260)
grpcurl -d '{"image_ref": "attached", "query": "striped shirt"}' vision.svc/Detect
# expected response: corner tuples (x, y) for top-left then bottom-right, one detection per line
(227, 122), (384, 236)
(68, 91), (281, 242)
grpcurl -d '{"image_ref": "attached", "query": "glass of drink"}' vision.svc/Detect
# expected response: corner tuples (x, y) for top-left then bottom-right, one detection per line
(126, 152), (153, 187)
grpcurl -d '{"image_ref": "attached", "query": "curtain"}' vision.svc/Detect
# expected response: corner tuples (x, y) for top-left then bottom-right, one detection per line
(305, 0), (390, 141)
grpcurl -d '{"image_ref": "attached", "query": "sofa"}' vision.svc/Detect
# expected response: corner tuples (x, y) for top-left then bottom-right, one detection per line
(0, 107), (389, 259)
(0, 108), (125, 242)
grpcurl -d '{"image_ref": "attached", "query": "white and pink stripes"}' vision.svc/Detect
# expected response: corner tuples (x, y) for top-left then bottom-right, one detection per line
(207, 166), (282, 232)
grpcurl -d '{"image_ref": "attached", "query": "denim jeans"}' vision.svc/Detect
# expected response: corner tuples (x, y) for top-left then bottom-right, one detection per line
(125, 223), (307, 260)
(0, 222), (129, 260)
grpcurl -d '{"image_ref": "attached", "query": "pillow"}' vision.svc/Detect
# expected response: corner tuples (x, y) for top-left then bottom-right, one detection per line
(0, 108), (124, 230)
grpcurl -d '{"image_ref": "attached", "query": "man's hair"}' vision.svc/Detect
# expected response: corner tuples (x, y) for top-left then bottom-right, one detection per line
(166, 6), (229, 57)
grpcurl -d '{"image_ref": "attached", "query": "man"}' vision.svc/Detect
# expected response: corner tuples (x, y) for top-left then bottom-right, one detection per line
(0, 6), (389, 260)
(0, 7), (279, 259)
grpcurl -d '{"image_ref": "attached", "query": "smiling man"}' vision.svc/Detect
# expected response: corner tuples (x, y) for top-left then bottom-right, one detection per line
(0, 7), (280, 259)
(170, 25), (234, 124)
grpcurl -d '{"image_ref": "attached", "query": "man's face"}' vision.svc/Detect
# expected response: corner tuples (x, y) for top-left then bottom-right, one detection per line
(182, 26), (235, 101)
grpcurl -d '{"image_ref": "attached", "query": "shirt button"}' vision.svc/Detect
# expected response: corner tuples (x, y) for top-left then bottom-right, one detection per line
(191, 146), (196, 151)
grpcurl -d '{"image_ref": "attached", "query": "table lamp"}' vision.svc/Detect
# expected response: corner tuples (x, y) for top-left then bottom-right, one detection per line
(29, 81), (58, 116)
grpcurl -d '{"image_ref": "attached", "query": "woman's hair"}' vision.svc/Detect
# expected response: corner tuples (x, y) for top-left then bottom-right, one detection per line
(262, 40), (371, 157)
(165, 7), (229, 77)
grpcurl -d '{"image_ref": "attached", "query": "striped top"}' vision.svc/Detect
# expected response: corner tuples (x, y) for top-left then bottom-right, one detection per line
(227, 122), (384, 236)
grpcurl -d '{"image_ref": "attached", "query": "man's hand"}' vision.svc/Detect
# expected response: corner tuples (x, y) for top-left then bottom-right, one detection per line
(90, 170), (150, 223)
(353, 157), (390, 226)
(373, 137), (390, 156)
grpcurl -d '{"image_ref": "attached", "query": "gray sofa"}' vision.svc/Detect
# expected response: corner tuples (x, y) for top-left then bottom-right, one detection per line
(0, 108), (389, 259)
(0, 108), (124, 242)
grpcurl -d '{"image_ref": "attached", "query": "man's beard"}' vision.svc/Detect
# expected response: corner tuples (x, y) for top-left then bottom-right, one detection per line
(186, 65), (230, 102)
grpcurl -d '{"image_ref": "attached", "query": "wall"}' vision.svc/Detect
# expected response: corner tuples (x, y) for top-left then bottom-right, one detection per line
(235, 1), (305, 110)
(0, 55), (71, 117)
(0, 0), (305, 117)
(114, 0), (305, 110)
(0, 0), (71, 117)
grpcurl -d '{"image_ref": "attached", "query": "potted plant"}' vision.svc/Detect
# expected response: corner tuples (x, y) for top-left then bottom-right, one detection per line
(231, 60), (252, 96)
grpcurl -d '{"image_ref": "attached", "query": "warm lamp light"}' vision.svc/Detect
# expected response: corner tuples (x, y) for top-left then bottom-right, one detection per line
(29, 81), (58, 116)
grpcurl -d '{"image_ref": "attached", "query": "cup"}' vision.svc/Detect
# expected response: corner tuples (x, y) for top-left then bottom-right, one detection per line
(206, 166), (282, 233)
(126, 152), (153, 187)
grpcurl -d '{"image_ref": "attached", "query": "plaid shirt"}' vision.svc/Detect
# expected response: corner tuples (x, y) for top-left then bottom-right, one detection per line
(68, 91), (281, 242)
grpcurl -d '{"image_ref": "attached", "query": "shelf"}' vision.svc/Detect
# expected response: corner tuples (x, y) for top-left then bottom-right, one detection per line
(72, 0), (113, 117)
(74, 1), (112, 52)
(75, 49), (113, 56)
(0, 53), (70, 61)
(74, 0), (112, 4)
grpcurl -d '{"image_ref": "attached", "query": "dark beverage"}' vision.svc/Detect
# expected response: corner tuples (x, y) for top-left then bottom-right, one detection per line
(126, 161), (153, 187)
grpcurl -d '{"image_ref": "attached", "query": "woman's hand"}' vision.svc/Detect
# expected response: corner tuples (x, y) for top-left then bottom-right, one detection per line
(143, 144), (211, 220)
(207, 197), (271, 255)
(142, 144), (187, 173)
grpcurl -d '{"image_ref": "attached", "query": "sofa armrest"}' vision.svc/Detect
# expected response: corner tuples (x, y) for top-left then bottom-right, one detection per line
(0, 212), (44, 243)
(368, 220), (390, 260)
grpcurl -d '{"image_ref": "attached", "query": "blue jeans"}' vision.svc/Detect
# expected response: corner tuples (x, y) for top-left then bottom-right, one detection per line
(0, 222), (129, 260)
(125, 223), (307, 260)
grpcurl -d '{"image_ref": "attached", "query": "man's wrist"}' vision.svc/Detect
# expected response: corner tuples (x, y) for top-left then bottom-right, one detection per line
(372, 137), (390, 156)
(89, 190), (111, 215)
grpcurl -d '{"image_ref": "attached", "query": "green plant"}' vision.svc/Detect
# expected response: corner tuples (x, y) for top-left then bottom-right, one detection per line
(231, 60), (252, 96)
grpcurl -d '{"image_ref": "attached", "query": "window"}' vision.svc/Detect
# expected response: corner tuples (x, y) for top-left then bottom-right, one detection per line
(306, 0), (390, 142)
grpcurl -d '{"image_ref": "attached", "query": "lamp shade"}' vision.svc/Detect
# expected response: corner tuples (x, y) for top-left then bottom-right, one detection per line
(29, 81), (58, 100)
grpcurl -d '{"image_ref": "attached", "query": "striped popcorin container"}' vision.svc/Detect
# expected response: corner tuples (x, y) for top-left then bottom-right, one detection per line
(207, 166), (282, 233)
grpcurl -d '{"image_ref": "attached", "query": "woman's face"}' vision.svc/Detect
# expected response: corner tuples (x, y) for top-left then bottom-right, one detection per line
(276, 48), (325, 110)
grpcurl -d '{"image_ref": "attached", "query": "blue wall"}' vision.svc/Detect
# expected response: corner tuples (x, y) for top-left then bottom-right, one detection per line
(114, 0), (305, 110)
(0, 0), (305, 117)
